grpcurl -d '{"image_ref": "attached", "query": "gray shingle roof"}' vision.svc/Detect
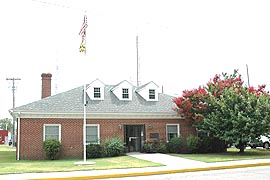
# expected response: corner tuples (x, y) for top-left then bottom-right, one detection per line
(13, 84), (176, 114)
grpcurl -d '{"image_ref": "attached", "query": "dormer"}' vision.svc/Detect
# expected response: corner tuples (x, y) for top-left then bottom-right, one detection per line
(86, 79), (105, 100)
(111, 80), (133, 101)
(136, 81), (159, 101)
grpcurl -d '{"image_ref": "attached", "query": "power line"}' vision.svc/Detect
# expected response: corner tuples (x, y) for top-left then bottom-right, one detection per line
(31, 0), (85, 12)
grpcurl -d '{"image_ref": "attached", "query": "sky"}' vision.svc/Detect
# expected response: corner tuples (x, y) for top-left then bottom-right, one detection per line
(1, 0), (270, 119)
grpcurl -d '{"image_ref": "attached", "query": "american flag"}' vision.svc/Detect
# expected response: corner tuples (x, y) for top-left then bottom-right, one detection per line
(79, 15), (88, 53)
(79, 15), (88, 36)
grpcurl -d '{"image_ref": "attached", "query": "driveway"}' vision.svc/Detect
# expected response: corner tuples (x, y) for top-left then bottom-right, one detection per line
(127, 153), (206, 169)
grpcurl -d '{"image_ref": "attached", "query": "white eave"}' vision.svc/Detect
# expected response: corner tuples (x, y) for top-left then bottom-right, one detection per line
(10, 111), (183, 120)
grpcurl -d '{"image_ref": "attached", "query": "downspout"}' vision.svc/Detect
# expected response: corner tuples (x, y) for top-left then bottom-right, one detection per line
(9, 110), (21, 160)
(17, 112), (21, 160)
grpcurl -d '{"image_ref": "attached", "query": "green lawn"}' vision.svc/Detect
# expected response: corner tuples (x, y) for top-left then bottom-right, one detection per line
(1, 145), (270, 174)
(171, 148), (270, 162)
(0, 145), (162, 174)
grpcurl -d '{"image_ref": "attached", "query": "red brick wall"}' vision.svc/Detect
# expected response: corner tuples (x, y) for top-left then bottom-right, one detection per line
(18, 118), (195, 160)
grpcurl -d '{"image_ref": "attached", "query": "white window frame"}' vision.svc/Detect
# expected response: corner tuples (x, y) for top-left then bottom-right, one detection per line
(93, 87), (101, 98)
(43, 124), (61, 142)
(122, 88), (129, 99)
(86, 124), (100, 144)
(149, 89), (155, 100)
(166, 124), (180, 142)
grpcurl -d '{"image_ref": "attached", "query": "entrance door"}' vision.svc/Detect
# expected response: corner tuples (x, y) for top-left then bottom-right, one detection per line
(124, 125), (145, 152)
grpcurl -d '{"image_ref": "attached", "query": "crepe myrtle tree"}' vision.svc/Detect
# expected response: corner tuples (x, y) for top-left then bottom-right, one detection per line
(174, 70), (270, 153)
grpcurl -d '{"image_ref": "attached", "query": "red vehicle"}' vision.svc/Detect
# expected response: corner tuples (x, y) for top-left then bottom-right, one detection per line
(0, 130), (8, 144)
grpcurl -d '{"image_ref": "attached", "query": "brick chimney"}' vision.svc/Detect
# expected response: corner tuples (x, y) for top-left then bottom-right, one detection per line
(41, 73), (52, 99)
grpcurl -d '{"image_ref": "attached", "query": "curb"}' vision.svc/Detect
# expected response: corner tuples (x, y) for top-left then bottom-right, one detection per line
(35, 162), (270, 180)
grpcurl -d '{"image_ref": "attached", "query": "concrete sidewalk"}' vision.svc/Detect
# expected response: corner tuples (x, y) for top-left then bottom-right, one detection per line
(0, 153), (270, 180)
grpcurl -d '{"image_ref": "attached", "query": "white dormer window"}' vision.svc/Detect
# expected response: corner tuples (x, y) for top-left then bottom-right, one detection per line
(86, 79), (105, 100)
(136, 81), (159, 101)
(149, 89), (155, 100)
(111, 80), (133, 101)
(122, 88), (129, 99)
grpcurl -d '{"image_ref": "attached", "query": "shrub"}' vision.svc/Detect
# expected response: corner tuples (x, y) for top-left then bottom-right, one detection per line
(43, 138), (61, 160)
(186, 135), (200, 153)
(157, 141), (168, 153)
(198, 135), (212, 153)
(167, 136), (185, 153)
(87, 144), (103, 158)
(208, 137), (227, 153)
(143, 142), (155, 153)
(143, 141), (168, 153)
(103, 137), (124, 157)
(197, 135), (226, 153)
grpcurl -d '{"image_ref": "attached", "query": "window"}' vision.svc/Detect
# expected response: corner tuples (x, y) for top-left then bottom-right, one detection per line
(166, 124), (179, 142)
(149, 89), (155, 99)
(86, 125), (100, 144)
(43, 124), (61, 141)
(122, 88), (129, 99)
(94, 87), (101, 98)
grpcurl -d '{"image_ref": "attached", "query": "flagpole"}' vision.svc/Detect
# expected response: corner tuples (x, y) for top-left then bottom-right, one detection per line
(83, 14), (87, 163)
(83, 83), (86, 162)
(79, 13), (88, 163)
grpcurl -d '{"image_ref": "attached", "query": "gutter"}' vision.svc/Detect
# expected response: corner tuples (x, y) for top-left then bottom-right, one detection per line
(11, 111), (184, 120)
(9, 110), (21, 160)
(17, 112), (20, 160)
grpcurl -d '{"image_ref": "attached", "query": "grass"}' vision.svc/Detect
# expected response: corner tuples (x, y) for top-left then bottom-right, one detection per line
(171, 147), (270, 163)
(0, 145), (162, 175)
(1, 145), (270, 174)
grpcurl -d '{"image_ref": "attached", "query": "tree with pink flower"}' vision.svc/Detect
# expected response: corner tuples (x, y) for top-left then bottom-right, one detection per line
(174, 70), (270, 153)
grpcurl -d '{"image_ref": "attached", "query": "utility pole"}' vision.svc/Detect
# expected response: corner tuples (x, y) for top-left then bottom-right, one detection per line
(6, 77), (21, 147)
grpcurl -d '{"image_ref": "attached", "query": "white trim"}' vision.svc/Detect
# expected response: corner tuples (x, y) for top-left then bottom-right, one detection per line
(12, 111), (183, 119)
(86, 124), (100, 144)
(121, 88), (131, 100)
(166, 123), (180, 142)
(43, 124), (61, 142)
(17, 116), (20, 160)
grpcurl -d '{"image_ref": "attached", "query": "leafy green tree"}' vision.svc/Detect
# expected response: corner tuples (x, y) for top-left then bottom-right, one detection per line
(0, 118), (13, 132)
(174, 70), (270, 153)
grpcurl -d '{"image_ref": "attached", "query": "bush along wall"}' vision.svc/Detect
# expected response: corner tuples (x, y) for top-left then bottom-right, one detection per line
(86, 144), (103, 158)
(186, 135), (200, 153)
(103, 136), (125, 157)
(167, 137), (186, 153)
(86, 136), (125, 158)
(142, 135), (226, 154)
(85, 135), (226, 158)
(142, 141), (168, 153)
(43, 138), (61, 160)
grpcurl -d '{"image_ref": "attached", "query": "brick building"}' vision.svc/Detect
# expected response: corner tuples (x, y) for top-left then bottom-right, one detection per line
(10, 73), (195, 160)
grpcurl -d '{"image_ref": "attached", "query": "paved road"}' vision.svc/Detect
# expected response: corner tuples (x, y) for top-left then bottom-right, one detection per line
(102, 166), (270, 180)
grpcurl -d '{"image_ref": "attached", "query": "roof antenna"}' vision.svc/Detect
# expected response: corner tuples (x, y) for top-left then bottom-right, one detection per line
(246, 64), (250, 87)
(54, 49), (59, 94)
(136, 34), (140, 87)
